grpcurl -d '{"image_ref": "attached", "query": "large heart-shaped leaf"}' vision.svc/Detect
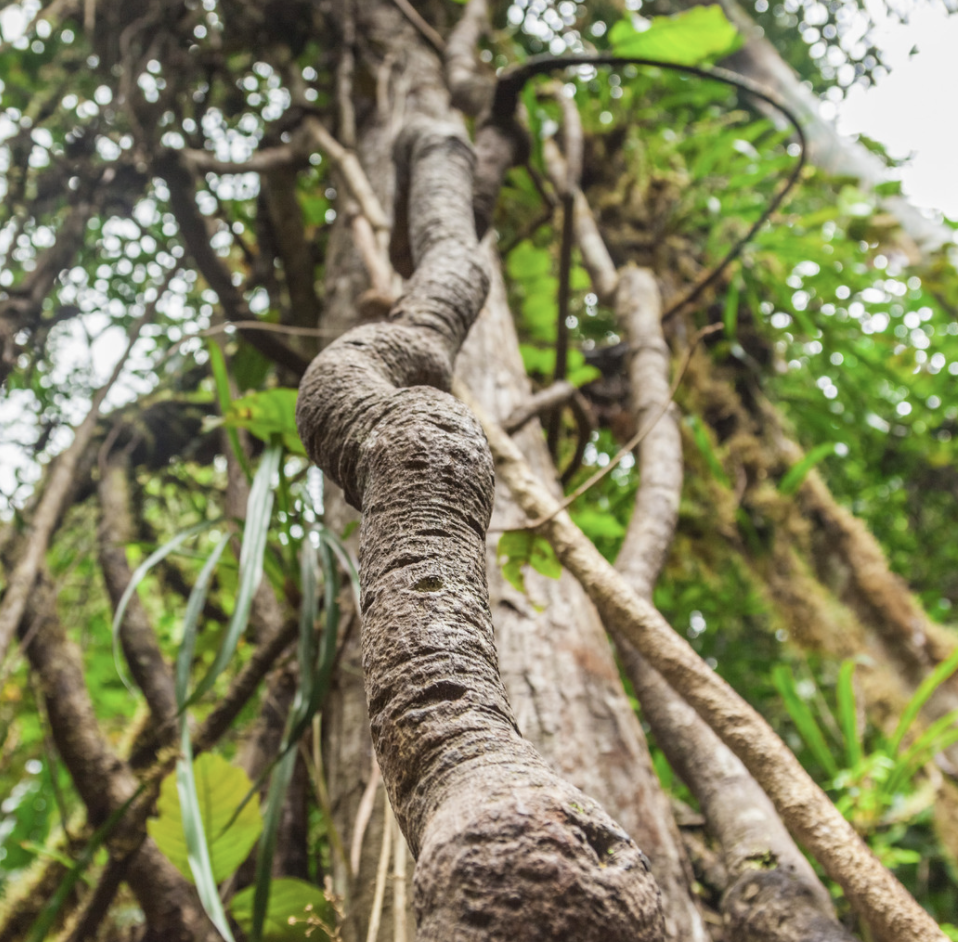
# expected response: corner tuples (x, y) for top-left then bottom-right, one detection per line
(230, 878), (336, 941)
(147, 752), (264, 884)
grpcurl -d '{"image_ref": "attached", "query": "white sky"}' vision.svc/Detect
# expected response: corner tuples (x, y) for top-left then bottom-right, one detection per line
(836, 1), (958, 218)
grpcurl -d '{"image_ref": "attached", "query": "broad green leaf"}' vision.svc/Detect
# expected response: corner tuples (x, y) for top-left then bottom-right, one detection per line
(222, 388), (306, 455)
(566, 349), (601, 387)
(147, 752), (264, 885)
(609, 6), (741, 66)
(570, 508), (626, 542)
(507, 240), (551, 282)
(519, 343), (555, 377)
(231, 878), (336, 941)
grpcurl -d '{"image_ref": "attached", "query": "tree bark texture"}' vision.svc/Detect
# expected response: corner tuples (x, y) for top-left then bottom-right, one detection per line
(296, 6), (666, 937)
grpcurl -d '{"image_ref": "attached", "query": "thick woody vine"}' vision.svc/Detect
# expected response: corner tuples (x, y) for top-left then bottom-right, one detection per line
(295, 118), (664, 941)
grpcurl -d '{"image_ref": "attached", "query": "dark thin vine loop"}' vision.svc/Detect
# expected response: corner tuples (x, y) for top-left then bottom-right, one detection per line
(493, 54), (808, 321)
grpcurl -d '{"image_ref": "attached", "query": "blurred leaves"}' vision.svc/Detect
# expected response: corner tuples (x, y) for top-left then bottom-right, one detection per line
(609, 6), (742, 65)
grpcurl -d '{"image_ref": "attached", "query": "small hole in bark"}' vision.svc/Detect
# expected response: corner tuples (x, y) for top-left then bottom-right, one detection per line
(417, 528), (448, 538)
(463, 909), (493, 928)
(571, 813), (621, 862)
(413, 575), (443, 592)
(409, 680), (468, 708)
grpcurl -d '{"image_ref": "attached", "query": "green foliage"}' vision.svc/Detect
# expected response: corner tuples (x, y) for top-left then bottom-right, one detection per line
(148, 753), (264, 886)
(778, 442), (839, 495)
(220, 389), (306, 456)
(497, 530), (563, 595)
(231, 878), (337, 941)
(609, 5), (742, 65)
(775, 657), (958, 872)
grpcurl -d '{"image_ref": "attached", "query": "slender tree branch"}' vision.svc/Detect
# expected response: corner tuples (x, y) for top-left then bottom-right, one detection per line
(610, 267), (852, 941)
(181, 145), (307, 175)
(559, 388), (594, 486)
(467, 390), (946, 942)
(17, 575), (212, 940)
(504, 380), (577, 433)
(97, 453), (179, 741)
(158, 152), (312, 378)
(505, 323), (720, 532)
(388, 0), (444, 55)
(445, 0), (493, 117)
(0, 295), (157, 668)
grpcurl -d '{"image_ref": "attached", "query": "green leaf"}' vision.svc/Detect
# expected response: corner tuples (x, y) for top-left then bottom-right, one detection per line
(175, 534), (231, 704)
(772, 665), (839, 777)
(836, 660), (863, 769)
(497, 530), (562, 594)
(609, 6), (741, 65)
(890, 645), (958, 755)
(174, 740), (238, 941)
(111, 520), (220, 694)
(231, 878), (336, 941)
(187, 445), (281, 706)
(147, 752), (264, 886)
(779, 442), (838, 495)
(507, 240), (551, 282)
(222, 388), (306, 455)
(570, 508), (625, 542)
(686, 415), (731, 487)
(566, 349), (601, 387)
(208, 340), (252, 481)
(519, 343), (556, 377)
(252, 750), (298, 942)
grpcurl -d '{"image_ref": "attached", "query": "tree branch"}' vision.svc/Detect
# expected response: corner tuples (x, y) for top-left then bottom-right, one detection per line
(0, 297), (156, 669)
(97, 453), (179, 737)
(158, 151), (312, 378)
(610, 267), (853, 941)
(445, 0), (493, 117)
(468, 390), (946, 942)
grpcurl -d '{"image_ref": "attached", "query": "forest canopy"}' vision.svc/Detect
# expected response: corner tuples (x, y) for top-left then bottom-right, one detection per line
(1, 0), (957, 940)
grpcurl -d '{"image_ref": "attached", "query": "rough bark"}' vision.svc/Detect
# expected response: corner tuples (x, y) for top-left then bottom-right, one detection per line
(98, 455), (178, 740)
(297, 32), (665, 937)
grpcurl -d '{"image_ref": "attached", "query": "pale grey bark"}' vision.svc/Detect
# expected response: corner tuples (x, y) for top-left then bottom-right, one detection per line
(458, 250), (707, 942)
